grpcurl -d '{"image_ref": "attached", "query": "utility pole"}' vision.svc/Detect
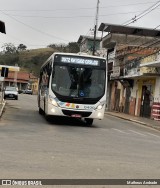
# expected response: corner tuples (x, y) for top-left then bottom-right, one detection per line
(1, 67), (8, 104)
(92, 0), (100, 56)
(14, 64), (18, 89)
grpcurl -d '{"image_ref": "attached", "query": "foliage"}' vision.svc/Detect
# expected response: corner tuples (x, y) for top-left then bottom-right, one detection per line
(17, 44), (27, 51)
(2, 43), (17, 54)
(0, 41), (80, 77)
(1, 43), (27, 54)
(68, 42), (80, 53)
(0, 47), (54, 76)
(47, 42), (80, 53)
(47, 43), (67, 52)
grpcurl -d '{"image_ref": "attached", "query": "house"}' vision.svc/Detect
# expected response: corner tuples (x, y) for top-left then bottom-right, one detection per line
(77, 35), (101, 55)
(140, 53), (160, 121)
(3, 71), (39, 94)
(4, 71), (29, 90)
(29, 73), (39, 94)
(99, 23), (160, 120)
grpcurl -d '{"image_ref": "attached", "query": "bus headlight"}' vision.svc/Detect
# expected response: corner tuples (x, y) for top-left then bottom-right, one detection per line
(95, 103), (105, 110)
(97, 105), (103, 110)
(98, 112), (102, 117)
(49, 97), (58, 107)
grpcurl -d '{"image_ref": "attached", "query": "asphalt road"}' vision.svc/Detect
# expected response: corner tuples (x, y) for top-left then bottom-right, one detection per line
(0, 94), (160, 186)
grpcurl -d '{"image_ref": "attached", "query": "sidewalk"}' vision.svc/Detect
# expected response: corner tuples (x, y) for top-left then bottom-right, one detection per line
(0, 101), (6, 117)
(105, 111), (160, 131)
(0, 91), (5, 117)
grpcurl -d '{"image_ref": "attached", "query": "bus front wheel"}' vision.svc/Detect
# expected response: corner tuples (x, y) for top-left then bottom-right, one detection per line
(44, 102), (51, 121)
(39, 107), (43, 115)
(85, 118), (93, 126)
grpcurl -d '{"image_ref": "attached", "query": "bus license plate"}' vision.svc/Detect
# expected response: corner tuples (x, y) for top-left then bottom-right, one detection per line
(71, 114), (82, 118)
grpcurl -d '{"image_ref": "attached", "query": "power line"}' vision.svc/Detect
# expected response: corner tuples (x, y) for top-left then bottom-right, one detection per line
(113, 24), (160, 59)
(154, 24), (160, 29)
(0, 1), (157, 12)
(3, 2), (160, 20)
(123, 0), (160, 25)
(116, 38), (160, 59)
(91, 1), (160, 63)
(4, 10), (147, 19)
(1, 1), (159, 53)
(0, 10), (69, 42)
(85, 3), (159, 53)
(113, 39), (160, 68)
(109, 0), (160, 61)
(4, 34), (33, 47)
(111, 33), (160, 69)
(100, 1), (158, 8)
(0, 32), (60, 48)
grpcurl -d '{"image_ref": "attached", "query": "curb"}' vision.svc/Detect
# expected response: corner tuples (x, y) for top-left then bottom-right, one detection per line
(105, 112), (146, 124)
(105, 112), (160, 132)
(0, 101), (6, 117)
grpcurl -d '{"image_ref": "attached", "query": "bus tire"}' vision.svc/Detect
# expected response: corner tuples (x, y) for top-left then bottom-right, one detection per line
(45, 114), (51, 121)
(39, 107), (43, 115)
(85, 118), (93, 126)
(44, 101), (50, 121)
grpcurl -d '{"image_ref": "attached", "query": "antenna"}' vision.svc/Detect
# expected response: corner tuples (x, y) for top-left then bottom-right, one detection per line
(92, 0), (100, 56)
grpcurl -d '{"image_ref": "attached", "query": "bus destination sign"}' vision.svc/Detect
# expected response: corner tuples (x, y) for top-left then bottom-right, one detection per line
(61, 56), (99, 66)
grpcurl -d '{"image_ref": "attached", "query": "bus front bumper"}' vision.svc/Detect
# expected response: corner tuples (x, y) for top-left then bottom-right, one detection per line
(48, 103), (105, 120)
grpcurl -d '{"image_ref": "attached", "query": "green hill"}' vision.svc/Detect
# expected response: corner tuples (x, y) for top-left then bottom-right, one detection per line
(0, 48), (55, 77)
(0, 41), (80, 76)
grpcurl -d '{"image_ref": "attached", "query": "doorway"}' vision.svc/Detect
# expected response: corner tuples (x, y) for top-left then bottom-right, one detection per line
(124, 87), (131, 114)
(140, 85), (152, 118)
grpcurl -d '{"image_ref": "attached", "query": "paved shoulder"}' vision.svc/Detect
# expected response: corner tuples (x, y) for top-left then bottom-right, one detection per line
(0, 101), (6, 117)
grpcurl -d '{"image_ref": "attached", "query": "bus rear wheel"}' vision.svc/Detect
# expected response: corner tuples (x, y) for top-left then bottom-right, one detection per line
(85, 118), (93, 126)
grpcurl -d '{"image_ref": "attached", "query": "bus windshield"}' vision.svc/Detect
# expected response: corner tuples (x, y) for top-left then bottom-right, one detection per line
(51, 65), (105, 100)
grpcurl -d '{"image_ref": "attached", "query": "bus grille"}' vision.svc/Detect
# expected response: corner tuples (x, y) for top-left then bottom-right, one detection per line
(62, 110), (92, 117)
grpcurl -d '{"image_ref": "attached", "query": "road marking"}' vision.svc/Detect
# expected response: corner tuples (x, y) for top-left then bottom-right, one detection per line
(145, 132), (160, 138)
(112, 128), (128, 134)
(128, 130), (146, 136)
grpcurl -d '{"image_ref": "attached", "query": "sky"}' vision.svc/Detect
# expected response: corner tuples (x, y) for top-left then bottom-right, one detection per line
(0, 0), (160, 50)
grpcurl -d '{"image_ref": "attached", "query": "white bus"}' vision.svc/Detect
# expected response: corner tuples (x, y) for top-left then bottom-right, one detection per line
(38, 52), (107, 125)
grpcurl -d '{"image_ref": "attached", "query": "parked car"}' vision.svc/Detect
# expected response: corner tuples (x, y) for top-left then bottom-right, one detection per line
(4, 86), (18, 100)
(18, 89), (23, 94)
(24, 89), (33, 95)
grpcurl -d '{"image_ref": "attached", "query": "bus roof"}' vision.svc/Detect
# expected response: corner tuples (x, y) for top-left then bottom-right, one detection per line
(52, 52), (106, 60)
(41, 52), (106, 68)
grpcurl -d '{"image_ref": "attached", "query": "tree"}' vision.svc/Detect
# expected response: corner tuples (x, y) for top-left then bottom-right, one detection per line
(68, 42), (80, 53)
(2, 43), (17, 54)
(47, 43), (67, 52)
(17, 44), (27, 51)
(47, 43), (56, 49)
(47, 42), (80, 53)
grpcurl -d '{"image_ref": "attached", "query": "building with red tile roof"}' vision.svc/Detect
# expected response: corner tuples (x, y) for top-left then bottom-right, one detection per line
(4, 71), (29, 90)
